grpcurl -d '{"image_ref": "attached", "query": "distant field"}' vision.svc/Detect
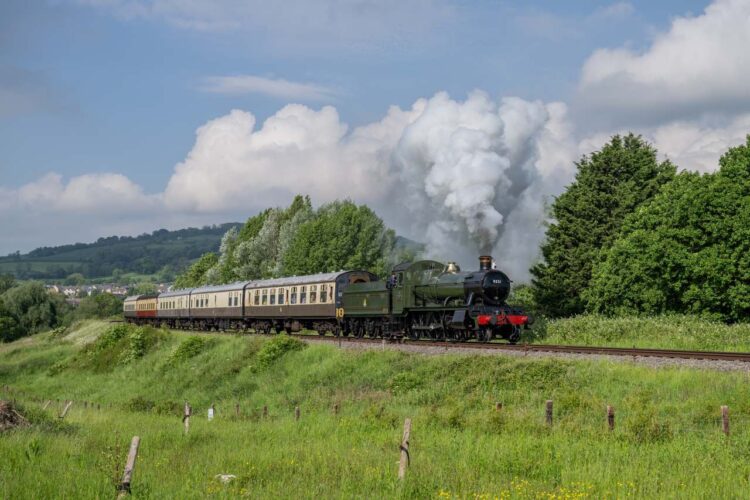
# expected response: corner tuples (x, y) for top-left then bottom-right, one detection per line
(1, 321), (750, 498)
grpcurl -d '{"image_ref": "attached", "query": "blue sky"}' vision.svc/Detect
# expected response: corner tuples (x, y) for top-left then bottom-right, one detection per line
(2, 0), (749, 277)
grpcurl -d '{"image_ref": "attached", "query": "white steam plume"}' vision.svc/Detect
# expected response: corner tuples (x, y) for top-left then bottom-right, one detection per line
(391, 91), (575, 274)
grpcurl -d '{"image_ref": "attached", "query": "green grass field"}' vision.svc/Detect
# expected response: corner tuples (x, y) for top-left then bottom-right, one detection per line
(2, 321), (750, 498)
(537, 314), (750, 352)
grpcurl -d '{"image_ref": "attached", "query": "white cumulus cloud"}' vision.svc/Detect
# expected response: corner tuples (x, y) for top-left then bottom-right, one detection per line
(4, 172), (158, 213)
(578, 0), (750, 126)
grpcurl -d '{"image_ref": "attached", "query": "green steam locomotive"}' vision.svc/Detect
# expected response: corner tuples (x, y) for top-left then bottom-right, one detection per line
(341, 256), (531, 343)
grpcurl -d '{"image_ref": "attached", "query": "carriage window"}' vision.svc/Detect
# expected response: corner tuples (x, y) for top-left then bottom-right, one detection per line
(270, 288), (276, 305)
(235, 296), (239, 307)
(278, 290), (284, 305)
(300, 286), (307, 304)
(330, 286), (334, 302)
(310, 285), (317, 303)
(320, 286), (327, 303)
(254, 290), (260, 306)
(262, 289), (268, 305)
(291, 286), (297, 304)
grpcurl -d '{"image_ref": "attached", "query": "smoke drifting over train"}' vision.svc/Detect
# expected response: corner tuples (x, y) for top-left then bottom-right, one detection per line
(390, 91), (574, 269)
(164, 91), (575, 280)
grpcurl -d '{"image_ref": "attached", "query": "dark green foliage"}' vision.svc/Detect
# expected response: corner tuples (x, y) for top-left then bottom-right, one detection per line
(283, 200), (396, 277)
(0, 274), (16, 294)
(131, 282), (157, 295)
(531, 134), (675, 317)
(166, 336), (210, 365)
(172, 252), (218, 289)
(0, 223), (240, 281)
(587, 136), (750, 321)
(0, 282), (70, 342)
(77, 324), (165, 372)
(256, 335), (305, 367)
(74, 293), (122, 320)
(174, 195), (403, 285)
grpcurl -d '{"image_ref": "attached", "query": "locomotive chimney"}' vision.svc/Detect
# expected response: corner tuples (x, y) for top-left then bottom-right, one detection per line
(479, 255), (492, 271)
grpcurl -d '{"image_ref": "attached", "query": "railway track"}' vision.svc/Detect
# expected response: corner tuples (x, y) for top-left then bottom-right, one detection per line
(297, 335), (750, 362)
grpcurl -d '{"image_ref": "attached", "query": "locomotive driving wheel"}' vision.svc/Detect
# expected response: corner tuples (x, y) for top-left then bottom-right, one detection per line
(407, 316), (422, 341)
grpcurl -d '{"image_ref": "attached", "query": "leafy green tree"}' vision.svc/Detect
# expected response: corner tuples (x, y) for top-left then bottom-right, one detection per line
(587, 136), (750, 321)
(530, 134), (675, 317)
(131, 282), (157, 295)
(65, 273), (86, 286)
(75, 292), (123, 320)
(1, 282), (69, 341)
(282, 200), (396, 277)
(172, 252), (219, 289)
(0, 274), (15, 294)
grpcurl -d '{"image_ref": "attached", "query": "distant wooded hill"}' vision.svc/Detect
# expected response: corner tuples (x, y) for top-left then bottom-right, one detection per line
(0, 224), (242, 281)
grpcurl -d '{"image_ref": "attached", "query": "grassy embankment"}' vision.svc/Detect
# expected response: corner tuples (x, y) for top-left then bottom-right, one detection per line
(539, 314), (750, 352)
(2, 320), (750, 498)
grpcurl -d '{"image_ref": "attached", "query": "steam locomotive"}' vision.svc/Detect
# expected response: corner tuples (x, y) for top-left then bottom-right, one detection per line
(124, 255), (531, 343)
(342, 256), (531, 343)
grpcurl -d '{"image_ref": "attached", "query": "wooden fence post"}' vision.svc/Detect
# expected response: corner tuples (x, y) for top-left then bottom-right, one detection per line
(59, 401), (73, 419)
(295, 406), (300, 421)
(235, 403), (240, 417)
(495, 402), (502, 412)
(333, 403), (339, 415)
(607, 405), (615, 431)
(721, 405), (729, 436)
(545, 400), (553, 427)
(263, 405), (268, 418)
(208, 404), (215, 421)
(117, 436), (141, 498)
(183, 402), (191, 435)
(398, 418), (412, 480)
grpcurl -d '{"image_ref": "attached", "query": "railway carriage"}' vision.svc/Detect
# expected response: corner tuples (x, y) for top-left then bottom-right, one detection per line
(123, 295), (139, 321)
(243, 271), (377, 334)
(189, 282), (248, 330)
(134, 294), (158, 323)
(157, 289), (192, 328)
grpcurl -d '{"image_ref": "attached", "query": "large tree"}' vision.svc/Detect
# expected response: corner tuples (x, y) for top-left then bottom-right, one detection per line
(531, 134), (675, 317)
(172, 252), (219, 289)
(282, 200), (396, 277)
(0, 282), (69, 341)
(587, 136), (750, 322)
